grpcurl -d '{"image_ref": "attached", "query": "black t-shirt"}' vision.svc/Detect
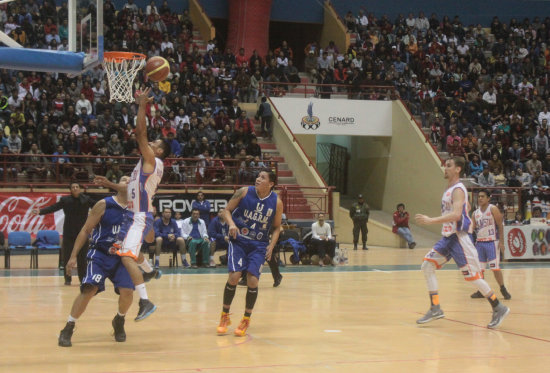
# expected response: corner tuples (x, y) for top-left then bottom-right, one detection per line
(40, 194), (95, 239)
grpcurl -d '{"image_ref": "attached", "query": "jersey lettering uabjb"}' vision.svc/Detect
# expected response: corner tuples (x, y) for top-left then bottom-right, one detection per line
(474, 204), (497, 241)
(441, 182), (471, 237)
(127, 157), (164, 213)
(90, 196), (126, 254)
(232, 186), (277, 242)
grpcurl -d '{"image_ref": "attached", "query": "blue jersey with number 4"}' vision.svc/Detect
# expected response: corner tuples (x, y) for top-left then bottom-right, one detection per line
(89, 196), (125, 254)
(231, 186), (277, 242)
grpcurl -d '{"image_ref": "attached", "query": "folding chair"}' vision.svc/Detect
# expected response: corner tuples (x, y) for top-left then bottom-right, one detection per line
(34, 230), (61, 269)
(277, 229), (301, 265)
(6, 231), (36, 269)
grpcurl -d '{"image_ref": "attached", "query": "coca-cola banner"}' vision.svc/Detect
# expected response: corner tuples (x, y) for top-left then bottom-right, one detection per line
(0, 193), (67, 238)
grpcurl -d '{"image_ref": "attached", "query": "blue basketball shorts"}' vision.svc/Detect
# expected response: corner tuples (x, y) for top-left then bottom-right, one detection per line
(423, 232), (482, 281)
(227, 236), (268, 278)
(475, 240), (500, 270)
(81, 248), (134, 294)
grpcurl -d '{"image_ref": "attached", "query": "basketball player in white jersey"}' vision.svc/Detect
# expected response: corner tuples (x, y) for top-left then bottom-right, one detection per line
(98, 87), (170, 321)
(415, 157), (510, 329)
(470, 189), (511, 300)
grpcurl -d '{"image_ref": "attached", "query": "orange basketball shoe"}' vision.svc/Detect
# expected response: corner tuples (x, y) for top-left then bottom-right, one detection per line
(234, 316), (250, 337)
(217, 312), (231, 334)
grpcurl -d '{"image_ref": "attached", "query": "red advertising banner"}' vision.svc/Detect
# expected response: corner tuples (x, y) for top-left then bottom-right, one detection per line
(0, 193), (67, 238)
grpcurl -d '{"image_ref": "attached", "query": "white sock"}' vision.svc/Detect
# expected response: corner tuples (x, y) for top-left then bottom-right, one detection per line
(136, 283), (148, 300)
(210, 255), (214, 260)
(117, 311), (126, 317)
(139, 259), (153, 273)
(68, 315), (77, 323)
(155, 255), (160, 263)
(181, 254), (186, 262)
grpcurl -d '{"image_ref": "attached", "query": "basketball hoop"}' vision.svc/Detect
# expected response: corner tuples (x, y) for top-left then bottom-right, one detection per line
(102, 52), (146, 103)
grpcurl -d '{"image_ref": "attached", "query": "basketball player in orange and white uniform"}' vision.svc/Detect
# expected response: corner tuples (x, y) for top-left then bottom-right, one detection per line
(97, 87), (170, 321)
(415, 157), (510, 329)
(469, 189), (511, 300)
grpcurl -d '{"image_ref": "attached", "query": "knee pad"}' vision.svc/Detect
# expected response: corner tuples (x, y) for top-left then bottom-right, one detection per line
(421, 260), (436, 274)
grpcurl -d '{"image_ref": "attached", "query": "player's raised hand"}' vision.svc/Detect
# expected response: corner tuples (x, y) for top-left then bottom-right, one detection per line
(93, 175), (109, 187)
(228, 224), (240, 239)
(415, 214), (431, 225)
(136, 87), (153, 106)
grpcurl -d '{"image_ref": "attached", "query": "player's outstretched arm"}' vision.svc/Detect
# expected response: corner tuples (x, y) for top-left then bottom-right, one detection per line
(266, 197), (284, 261)
(67, 199), (106, 270)
(94, 175), (127, 193)
(222, 187), (248, 239)
(135, 87), (156, 173)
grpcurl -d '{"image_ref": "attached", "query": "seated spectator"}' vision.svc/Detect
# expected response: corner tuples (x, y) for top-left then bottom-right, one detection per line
(469, 155), (483, 177)
(154, 207), (187, 269)
(208, 209), (229, 267)
(477, 166), (495, 187)
(105, 161), (123, 183)
(526, 153), (542, 177)
(392, 203), (416, 249)
(309, 213), (336, 266)
(0, 145), (17, 180)
(181, 208), (210, 268)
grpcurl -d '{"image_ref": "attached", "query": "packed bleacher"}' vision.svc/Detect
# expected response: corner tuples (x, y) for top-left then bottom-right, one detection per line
(2, 1), (550, 190)
(0, 0), (277, 185)
(307, 9), (550, 189)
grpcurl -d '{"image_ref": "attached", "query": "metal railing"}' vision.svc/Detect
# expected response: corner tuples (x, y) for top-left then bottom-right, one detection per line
(0, 153), (279, 186)
(259, 81), (397, 99)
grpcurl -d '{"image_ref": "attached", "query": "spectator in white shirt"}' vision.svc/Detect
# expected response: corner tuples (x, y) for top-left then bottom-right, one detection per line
(538, 106), (550, 126)
(309, 213), (336, 266)
(75, 93), (92, 114)
(482, 87), (497, 106)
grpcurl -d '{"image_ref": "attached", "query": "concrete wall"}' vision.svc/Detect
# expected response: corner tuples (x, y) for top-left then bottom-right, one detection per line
(320, 1), (349, 58)
(271, 100), (326, 189)
(382, 101), (446, 234)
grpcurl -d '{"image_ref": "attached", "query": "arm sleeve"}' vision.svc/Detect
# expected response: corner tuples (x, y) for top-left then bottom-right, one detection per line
(172, 220), (181, 238)
(326, 224), (332, 239)
(181, 220), (190, 239)
(153, 219), (163, 237)
(199, 220), (209, 238)
(39, 198), (65, 215)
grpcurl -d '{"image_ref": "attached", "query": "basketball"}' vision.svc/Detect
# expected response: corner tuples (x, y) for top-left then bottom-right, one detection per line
(323, 255), (332, 265)
(145, 56), (170, 82)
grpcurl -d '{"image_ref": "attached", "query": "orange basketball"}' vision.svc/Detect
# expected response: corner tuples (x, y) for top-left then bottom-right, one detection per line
(145, 56), (170, 82)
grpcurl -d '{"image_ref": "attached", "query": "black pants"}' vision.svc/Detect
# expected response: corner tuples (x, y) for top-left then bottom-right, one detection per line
(241, 246), (281, 281)
(353, 220), (368, 245)
(310, 238), (336, 258)
(62, 236), (88, 284)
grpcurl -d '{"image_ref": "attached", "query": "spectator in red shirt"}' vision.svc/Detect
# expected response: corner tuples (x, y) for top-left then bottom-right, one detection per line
(161, 120), (176, 138)
(392, 203), (416, 249)
(234, 110), (255, 144)
(236, 48), (248, 67)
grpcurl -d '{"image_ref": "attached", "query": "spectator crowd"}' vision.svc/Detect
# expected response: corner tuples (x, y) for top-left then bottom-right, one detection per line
(2, 1), (550, 191)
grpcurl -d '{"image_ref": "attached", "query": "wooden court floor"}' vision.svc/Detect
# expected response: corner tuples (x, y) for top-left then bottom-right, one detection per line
(1, 245), (550, 373)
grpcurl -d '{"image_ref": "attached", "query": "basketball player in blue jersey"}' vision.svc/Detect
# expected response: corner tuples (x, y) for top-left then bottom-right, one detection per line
(95, 87), (170, 322)
(217, 170), (283, 336)
(415, 157), (510, 329)
(469, 189), (511, 300)
(58, 176), (135, 347)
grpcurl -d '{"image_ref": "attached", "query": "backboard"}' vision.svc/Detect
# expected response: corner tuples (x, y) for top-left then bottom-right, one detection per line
(71, 0), (104, 71)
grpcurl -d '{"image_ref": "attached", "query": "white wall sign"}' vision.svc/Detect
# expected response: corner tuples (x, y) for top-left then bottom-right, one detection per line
(269, 98), (392, 136)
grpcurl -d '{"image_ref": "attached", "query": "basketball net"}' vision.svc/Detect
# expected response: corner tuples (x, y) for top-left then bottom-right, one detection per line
(102, 52), (146, 103)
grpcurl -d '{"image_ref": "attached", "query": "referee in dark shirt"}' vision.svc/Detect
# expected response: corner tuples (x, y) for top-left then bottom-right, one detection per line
(32, 182), (95, 285)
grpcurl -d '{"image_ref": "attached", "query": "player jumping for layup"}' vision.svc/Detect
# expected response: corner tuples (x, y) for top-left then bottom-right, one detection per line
(470, 189), (511, 300)
(102, 87), (170, 321)
(217, 170), (283, 336)
(58, 176), (134, 347)
(415, 157), (510, 329)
